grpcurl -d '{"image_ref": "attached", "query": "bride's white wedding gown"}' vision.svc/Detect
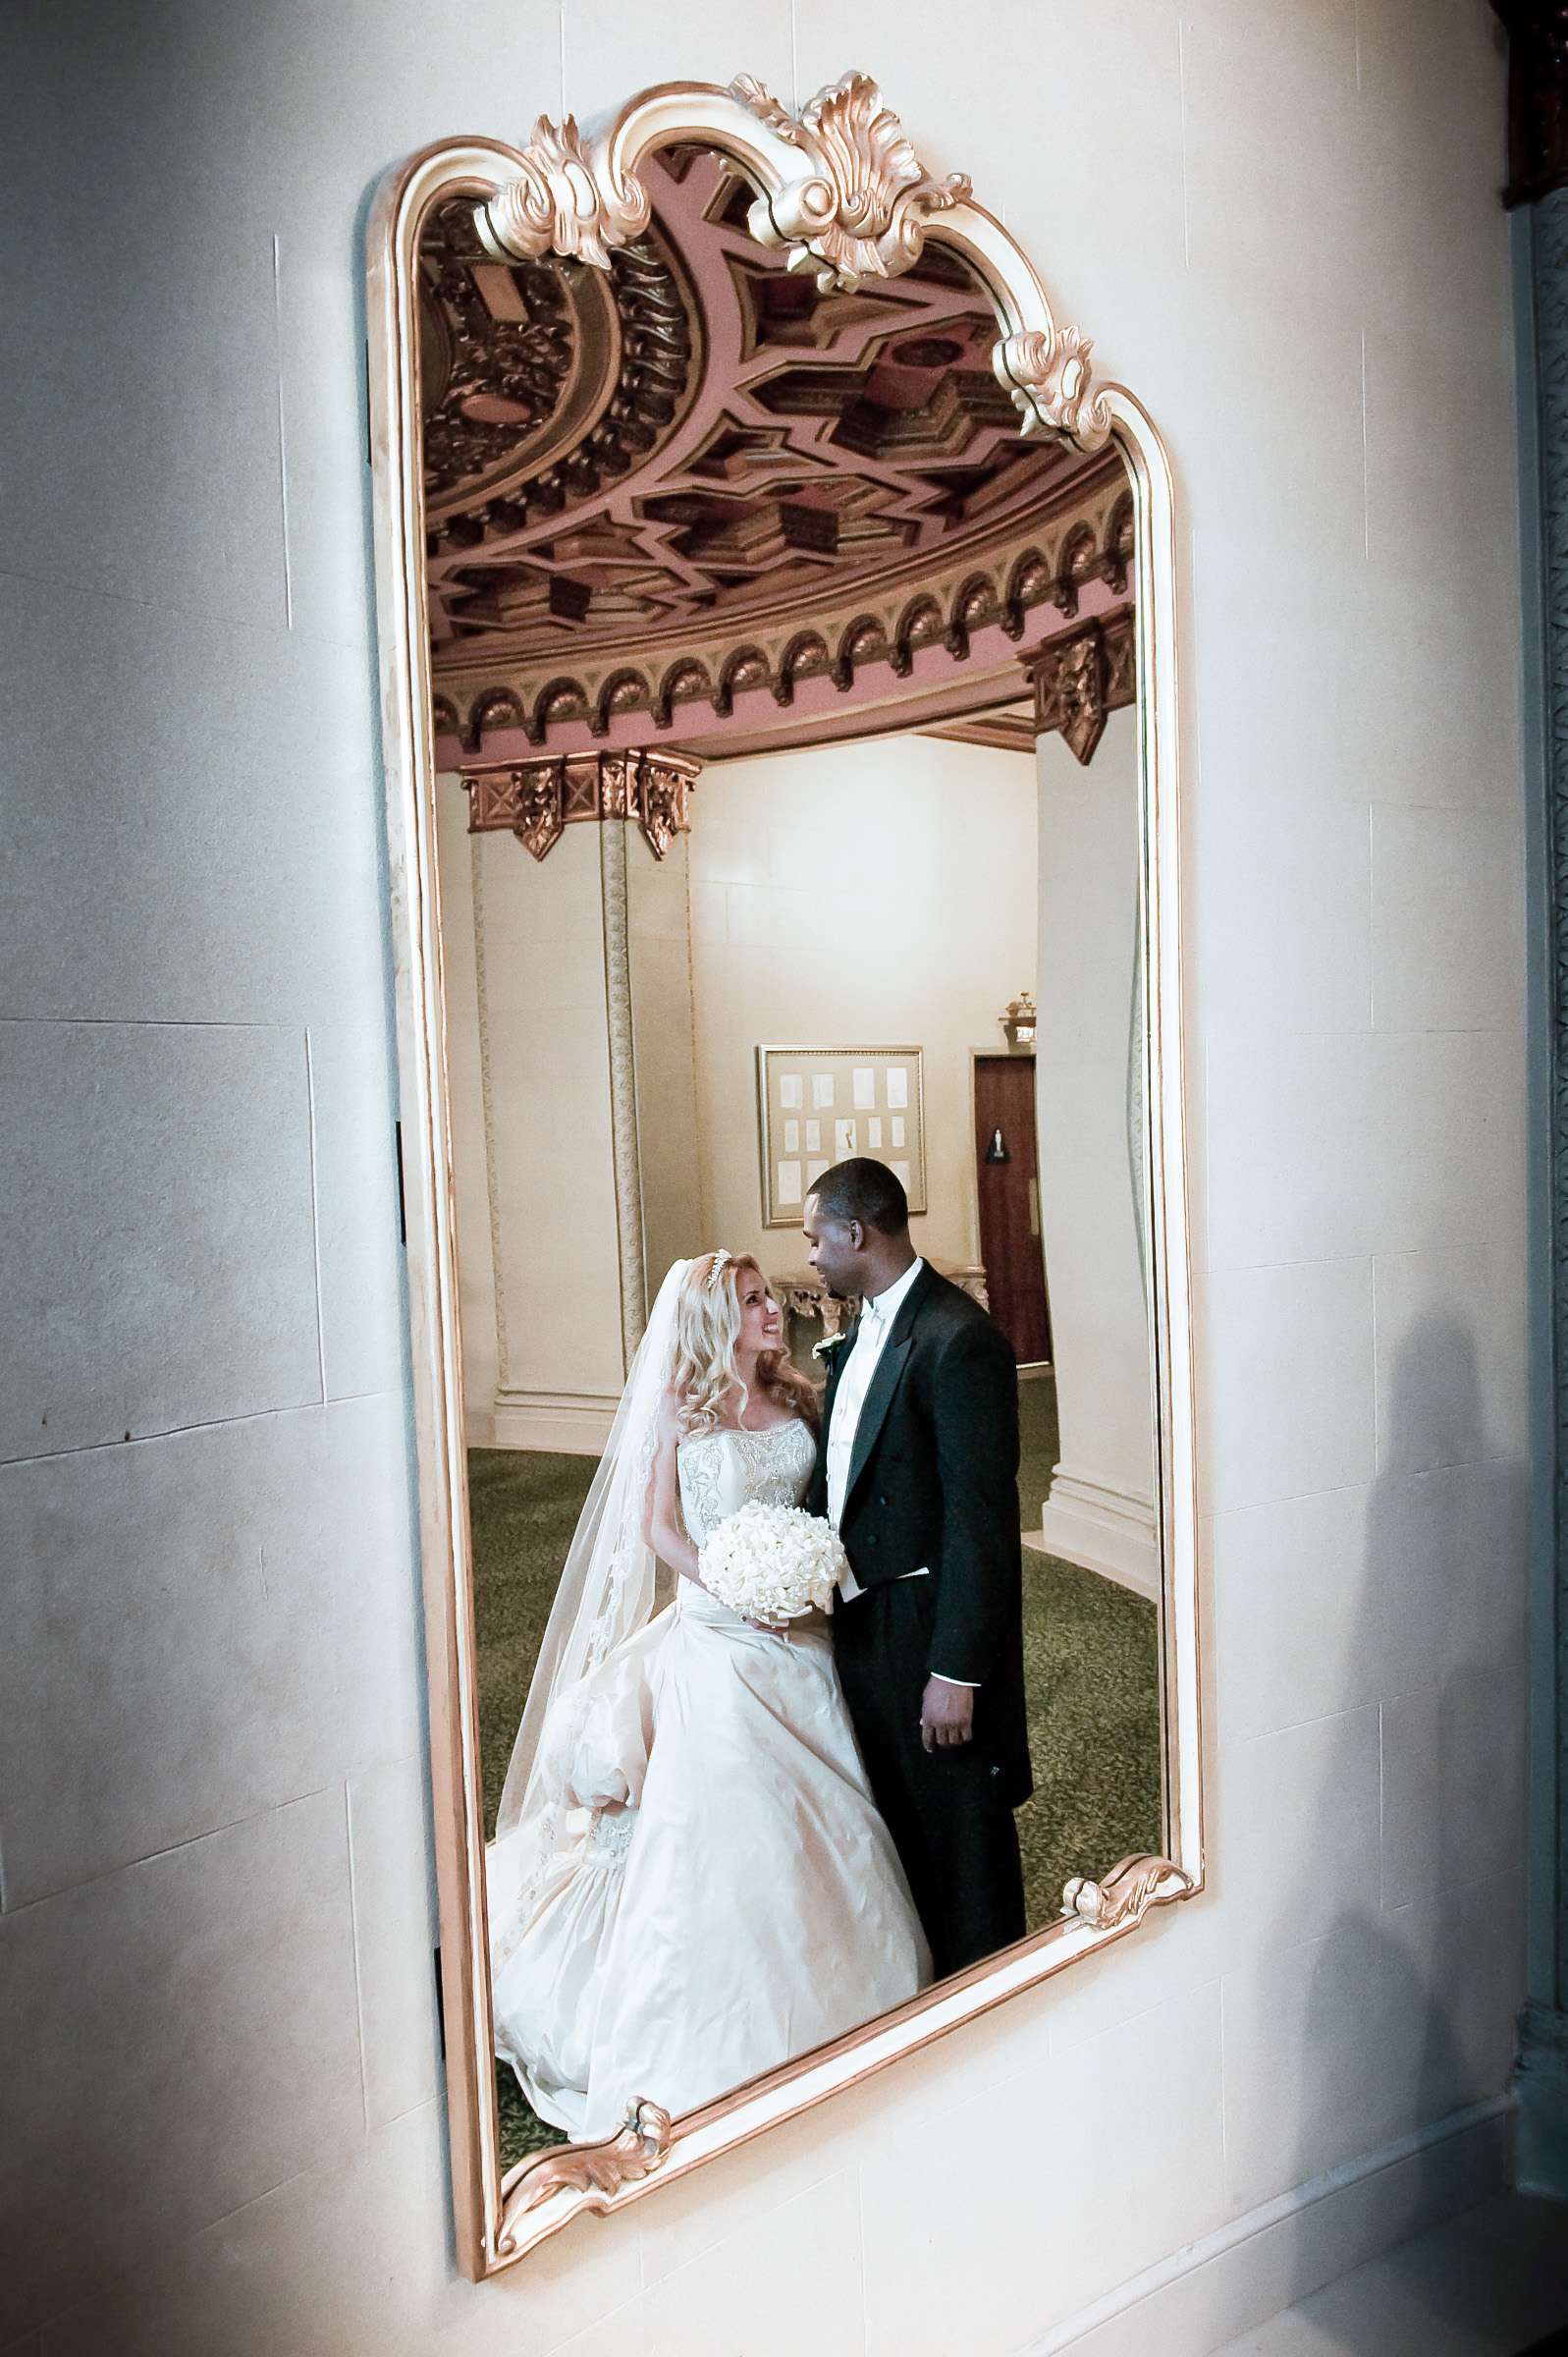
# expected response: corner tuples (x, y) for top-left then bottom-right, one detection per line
(489, 1416), (931, 2142)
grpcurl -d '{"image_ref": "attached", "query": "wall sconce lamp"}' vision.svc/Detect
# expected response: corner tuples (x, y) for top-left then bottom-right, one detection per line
(1000, 992), (1037, 1053)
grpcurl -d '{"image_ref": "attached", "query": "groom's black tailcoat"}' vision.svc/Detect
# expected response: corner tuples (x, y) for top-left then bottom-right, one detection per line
(809, 1262), (1031, 1979)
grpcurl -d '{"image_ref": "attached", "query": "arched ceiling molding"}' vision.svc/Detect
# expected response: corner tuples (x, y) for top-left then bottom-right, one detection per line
(774, 628), (832, 707)
(435, 72), (1130, 760)
(651, 655), (715, 729)
(832, 613), (888, 690)
(431, 139), (1082, 666)
(431, 471), (1132, 765)
(892, 590), (944, 678)
(713, 644), (771, 716)
(590, 666), (653, 738)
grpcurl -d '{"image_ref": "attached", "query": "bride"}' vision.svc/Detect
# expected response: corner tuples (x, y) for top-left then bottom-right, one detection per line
(487, 1249), (931, 2143)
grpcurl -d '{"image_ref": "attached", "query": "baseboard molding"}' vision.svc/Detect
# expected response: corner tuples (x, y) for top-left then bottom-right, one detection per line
(463, 1401), (497, 1449)
(1031, 2096), (1514, 2356)
(1034, 1468), (1161, 1602)
(488, 1388), (619, 1454)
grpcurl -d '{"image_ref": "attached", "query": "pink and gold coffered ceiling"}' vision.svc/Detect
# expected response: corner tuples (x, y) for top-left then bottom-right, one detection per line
(423, 149), (1132, 763)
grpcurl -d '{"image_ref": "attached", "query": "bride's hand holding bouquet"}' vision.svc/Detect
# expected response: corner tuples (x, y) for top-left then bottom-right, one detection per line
(698, 1500), (847, 1633)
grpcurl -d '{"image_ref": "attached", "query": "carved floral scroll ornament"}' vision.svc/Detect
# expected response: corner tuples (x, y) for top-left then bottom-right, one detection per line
(478, 112), (652, 270)
(1061, 1853), (1194, 1932)
(473, 72), (1110, 453)
(502, 2101), (674, 2242)
(727, 71), (971, 291)
(995, 322), (1108, 449)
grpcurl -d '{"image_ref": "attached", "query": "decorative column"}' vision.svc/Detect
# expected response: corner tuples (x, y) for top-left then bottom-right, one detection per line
(597, 816), (647, 1366)
(463, 748), (703, 1375)
(1497, 0), (1568, 2200)
(1023, 646), (1159, 1602)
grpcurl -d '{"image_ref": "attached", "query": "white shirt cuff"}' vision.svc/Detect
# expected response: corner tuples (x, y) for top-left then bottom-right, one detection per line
(931, 1672), (980, 1687)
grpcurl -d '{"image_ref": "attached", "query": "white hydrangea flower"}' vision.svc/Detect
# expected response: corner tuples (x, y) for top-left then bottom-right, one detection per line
(697, 1500), (847, 1622)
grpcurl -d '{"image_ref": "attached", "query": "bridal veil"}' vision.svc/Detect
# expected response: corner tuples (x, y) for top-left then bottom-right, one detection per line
(491, 1257), (692, 1890)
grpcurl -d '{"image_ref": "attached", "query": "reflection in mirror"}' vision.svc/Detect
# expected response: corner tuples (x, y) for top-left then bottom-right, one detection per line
(418, 144), (1163, 2177)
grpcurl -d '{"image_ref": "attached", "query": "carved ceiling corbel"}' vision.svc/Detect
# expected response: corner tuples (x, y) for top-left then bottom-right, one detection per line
(1022, 608), (1136, 765)
(466, 758), (567, 858)
(462, 750), (701, 861)
(636, 754), (699, 859)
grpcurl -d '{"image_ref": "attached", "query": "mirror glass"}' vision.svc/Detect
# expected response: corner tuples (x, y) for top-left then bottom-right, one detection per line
(417, 147), (1164, 2174)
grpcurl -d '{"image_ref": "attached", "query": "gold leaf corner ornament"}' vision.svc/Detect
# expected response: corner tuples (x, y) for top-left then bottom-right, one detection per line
(476, 112), (651, 270)
(997, 323), (1111, 448)
(730, 70), (971, 293)
(1060, 1852), (1193, 1931)
(502, 2100), (675, 2242)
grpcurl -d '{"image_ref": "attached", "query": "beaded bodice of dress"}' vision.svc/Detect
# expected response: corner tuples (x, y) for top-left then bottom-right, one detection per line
(676, 1418), (816, 1548)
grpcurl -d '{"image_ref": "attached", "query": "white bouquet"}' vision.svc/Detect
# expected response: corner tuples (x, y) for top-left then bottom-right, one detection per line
(698, 1500), (846, 1622)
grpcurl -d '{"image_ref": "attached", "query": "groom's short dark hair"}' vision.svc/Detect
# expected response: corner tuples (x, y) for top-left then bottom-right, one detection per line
(810, 1157), (909, 1235)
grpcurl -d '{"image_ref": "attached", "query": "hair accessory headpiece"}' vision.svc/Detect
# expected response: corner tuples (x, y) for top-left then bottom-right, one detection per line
(705, 1248), (732, 1292)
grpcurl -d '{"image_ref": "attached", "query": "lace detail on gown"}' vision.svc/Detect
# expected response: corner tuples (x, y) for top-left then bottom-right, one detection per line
(676, 1418), (817, 1547)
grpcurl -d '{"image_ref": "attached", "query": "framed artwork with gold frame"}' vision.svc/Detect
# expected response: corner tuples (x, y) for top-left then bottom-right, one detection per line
(756, 1044), (928, 1227)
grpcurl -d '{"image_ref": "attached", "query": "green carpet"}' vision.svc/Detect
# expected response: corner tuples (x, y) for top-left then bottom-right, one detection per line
(473, 1376), (1161, 2170)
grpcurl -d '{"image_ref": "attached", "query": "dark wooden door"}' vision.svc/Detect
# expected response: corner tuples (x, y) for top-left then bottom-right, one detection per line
(974, 1055), (1052, 1365)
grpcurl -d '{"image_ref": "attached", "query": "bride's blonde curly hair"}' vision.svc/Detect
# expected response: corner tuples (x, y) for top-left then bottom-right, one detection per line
(669, 1252), (821, 1438)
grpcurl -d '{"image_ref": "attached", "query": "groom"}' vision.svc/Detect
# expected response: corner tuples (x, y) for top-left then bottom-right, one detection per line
(803, 1158), (1030, 1979)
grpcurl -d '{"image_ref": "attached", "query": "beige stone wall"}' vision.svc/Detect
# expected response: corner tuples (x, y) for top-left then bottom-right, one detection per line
(689, 732), (1039, 1279)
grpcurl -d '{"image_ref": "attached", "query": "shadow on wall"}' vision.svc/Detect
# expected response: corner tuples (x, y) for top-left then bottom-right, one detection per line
(1271, 1315), (1537, 2335)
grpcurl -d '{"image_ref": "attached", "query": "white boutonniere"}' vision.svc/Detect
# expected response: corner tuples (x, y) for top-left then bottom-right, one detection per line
(812, 1330), (851, 1362)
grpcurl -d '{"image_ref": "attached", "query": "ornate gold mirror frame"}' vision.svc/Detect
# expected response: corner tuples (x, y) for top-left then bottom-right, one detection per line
(366, 71), (1201, 2278)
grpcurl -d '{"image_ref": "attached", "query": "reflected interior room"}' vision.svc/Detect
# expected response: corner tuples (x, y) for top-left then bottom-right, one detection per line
(419, 151), (1163, 2168)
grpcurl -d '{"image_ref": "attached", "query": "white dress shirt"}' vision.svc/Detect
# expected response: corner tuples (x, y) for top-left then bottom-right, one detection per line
(825, 1255), (924, 1534)
(825, 1260), (978, 1687)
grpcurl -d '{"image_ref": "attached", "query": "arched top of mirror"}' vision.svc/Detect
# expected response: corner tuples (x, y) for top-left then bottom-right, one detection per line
(422, 73), (1135, 767)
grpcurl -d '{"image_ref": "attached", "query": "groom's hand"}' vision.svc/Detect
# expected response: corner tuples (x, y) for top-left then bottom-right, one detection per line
(920, 1674), (974, 1752)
